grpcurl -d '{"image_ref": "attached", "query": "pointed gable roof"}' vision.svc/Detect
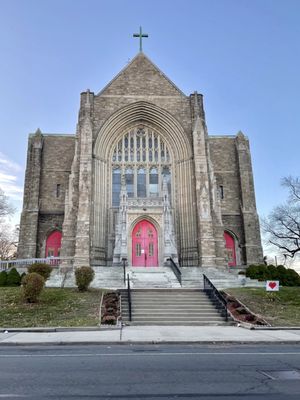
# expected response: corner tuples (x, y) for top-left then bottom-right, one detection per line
(97, 52), (186, 97)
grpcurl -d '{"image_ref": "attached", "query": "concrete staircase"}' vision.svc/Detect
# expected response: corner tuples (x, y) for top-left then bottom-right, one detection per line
(45, 266), (125, 289)
(46, 266), (181, 289)
(121, 289), (229, 326)
(45, 265), (264, 290)
(181, 267), (264, 289)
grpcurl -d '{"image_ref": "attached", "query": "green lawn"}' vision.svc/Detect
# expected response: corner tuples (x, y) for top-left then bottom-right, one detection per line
(0, 287), (103, 328)
(225, 287), (300, 326)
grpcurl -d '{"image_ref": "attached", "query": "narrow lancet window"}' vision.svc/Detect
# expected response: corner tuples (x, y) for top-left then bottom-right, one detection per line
(112, 168), (121, 206)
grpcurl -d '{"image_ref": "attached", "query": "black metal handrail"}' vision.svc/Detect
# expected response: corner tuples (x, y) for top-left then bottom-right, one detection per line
(167, 257), (182, 285)
(203, 274), (228, 321)
(127, 273), (132, 322)
(122, 258), (127, 284)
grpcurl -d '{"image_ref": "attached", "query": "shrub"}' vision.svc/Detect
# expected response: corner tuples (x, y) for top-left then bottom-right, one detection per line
(0, 270), (7, 286)
(6, 268), (21, 286)
(283, 269), (300, 287)
(75, 266), (95, 291)
(245, 263), (300, 286)
(28, 263), (52, 281)
(22, 272), (45, 303)
(246, 264), (268, 281)
(266, 265), (279, 280)
(20, 272), (27, 282)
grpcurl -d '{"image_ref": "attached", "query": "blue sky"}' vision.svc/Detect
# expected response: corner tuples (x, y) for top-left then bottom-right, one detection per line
(0, 0), (300, 227)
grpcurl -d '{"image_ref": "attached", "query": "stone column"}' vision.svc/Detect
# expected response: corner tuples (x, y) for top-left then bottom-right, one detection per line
(207, 147), (227, 266)
(18, 129), (43, 259)
(113, 176), (128, 265)
(73, 90), (94, 267)
(163, 177), (178, 263)
(60, 126), (80, 263)
(191, 93), (220, 266)
(235, 131), (263, 264)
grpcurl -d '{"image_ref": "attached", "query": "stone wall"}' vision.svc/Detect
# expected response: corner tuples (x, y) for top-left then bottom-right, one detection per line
(18, 133), (75, 259)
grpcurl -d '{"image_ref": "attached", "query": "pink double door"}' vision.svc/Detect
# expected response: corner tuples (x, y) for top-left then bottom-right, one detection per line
(132, 220), (158, 267)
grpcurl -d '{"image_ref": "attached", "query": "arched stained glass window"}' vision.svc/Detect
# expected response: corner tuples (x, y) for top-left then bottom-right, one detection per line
(137, 167), (146, 197)
(111, 126), (172, 206)
(149, 167), (159, 197)
(112, 167), (121, 206)
(125, 167), (134, 198)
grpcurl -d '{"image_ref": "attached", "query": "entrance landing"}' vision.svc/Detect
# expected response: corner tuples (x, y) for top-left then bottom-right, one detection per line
(127, 266), (181, 288)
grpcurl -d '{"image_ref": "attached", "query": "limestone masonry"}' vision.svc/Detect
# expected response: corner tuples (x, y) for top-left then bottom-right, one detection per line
(18, 52), (263, 268)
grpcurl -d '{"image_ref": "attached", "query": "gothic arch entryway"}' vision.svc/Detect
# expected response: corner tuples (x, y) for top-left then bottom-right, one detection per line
(132, 220), (158, 267)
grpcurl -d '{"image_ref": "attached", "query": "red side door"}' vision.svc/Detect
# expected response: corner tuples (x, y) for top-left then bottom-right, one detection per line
(224, 231), (236, 266)
(45, 231), (62, 258)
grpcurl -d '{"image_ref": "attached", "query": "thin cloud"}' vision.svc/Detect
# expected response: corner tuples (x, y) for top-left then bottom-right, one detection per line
(0, 153), (23, 201)
(0, 152), (22, 173)
(0, 172), (17, 183)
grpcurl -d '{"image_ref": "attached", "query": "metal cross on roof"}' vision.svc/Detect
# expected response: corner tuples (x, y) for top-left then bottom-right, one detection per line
(133, 26), (148, 52)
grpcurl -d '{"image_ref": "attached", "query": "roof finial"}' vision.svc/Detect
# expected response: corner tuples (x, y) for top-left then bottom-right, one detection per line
(133, 26), (148, 52)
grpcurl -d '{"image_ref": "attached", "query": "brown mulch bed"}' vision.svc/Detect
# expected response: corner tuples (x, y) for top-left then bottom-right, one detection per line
(101, 291), (120, 325)
(222, 291), (268, 326)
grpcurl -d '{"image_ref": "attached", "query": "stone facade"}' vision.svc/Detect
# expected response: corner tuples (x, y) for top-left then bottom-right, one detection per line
(18, 52), (263, 267)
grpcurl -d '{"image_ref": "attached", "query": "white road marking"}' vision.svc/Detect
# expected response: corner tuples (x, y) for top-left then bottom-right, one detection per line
(0, 352), (300, 358)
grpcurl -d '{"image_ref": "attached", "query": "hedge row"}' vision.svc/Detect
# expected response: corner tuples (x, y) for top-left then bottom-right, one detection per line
(246, 264), (300, 286)
(0, 268), (25, 286)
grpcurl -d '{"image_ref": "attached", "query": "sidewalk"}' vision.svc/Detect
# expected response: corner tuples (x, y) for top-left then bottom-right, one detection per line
(1, 325), (300, 345)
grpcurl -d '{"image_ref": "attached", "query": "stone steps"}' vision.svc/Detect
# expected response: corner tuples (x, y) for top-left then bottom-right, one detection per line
(45, 265), (264, 291)
(121, 289), (229, 326)
(126, 267), (181, 289)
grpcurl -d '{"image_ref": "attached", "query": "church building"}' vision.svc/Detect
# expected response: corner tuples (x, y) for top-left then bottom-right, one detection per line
(17, 50), (263, 269)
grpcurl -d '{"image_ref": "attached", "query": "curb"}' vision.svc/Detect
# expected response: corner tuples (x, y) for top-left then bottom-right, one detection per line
(0, 326), (121, 333)
(1, 340), (300, 347)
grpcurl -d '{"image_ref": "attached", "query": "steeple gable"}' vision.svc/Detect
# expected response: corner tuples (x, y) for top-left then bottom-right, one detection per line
(98, 52), (186, 97)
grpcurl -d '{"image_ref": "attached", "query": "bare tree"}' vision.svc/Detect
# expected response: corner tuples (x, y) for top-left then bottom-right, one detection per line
(263, 176), (300, 258)
(0, 188), (14, 220)
(0, 225), (17, 260)
(0, 188), (16, 259)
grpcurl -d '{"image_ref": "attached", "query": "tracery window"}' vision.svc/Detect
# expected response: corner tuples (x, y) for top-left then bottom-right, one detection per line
(111, 126), (171, 206)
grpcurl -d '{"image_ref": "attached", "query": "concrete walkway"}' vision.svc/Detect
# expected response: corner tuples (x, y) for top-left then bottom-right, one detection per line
(1, 325), (300, 345)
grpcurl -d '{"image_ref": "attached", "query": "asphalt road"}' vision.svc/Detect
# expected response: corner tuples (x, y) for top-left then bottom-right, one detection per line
(0, 344), (300, 399)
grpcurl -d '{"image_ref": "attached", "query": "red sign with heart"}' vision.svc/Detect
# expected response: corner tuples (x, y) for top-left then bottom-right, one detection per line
(266, 280), (279, 291)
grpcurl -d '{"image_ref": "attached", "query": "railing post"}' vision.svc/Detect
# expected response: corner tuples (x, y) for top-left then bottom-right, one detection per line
(122, 258), (127, 285)
(127, 273), (132, 322)
(203, 273), (228, 322)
